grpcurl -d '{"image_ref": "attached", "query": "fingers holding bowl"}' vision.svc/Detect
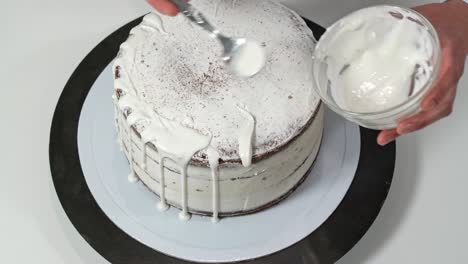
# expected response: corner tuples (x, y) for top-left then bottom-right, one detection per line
(397, 83), (457, 135)
(147, 0), (180, 16)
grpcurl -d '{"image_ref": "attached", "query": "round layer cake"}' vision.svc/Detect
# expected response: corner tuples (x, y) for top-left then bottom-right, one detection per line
(112, 0), (323, 222)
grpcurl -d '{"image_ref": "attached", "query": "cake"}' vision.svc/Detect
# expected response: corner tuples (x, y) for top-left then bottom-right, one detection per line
(112, 0), (323, 222)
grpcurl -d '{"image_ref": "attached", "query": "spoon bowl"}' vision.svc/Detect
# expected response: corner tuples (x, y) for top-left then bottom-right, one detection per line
(171, 0), (265, 77)
(223, 38), (266, 78)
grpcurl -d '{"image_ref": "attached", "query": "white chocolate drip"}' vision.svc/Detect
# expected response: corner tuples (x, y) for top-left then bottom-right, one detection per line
(237, 105), (255, 167)
(126, 125), (138, 183)
(157, 157), (169, 211)
(178, 164), (191, 221)
(140, 106), (212, 221)
(128, 172), (139, 183)
(123, 112), (139, 183)
(207, 147), (220, 223)
(112, 95), (124, 150)
(118, 88), (212, 219)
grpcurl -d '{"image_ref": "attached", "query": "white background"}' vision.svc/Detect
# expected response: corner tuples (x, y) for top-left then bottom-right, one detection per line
(2, 0), (467, 263)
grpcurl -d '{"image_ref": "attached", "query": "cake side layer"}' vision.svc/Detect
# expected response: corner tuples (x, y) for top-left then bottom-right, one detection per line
(117, 105), (324, 214)
(114, 0), (321, 162)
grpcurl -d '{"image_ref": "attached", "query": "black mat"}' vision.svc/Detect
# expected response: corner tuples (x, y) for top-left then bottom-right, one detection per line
(49, 15), (395, 264)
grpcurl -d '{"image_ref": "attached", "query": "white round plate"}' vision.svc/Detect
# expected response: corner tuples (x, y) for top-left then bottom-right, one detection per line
(77, 63), (360, 263)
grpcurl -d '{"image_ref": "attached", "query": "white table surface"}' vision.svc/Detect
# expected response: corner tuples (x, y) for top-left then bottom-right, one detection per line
(2, 0), (467, 263)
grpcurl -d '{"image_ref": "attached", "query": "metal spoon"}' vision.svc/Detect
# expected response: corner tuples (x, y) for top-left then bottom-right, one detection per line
(170, 0), (265, 77)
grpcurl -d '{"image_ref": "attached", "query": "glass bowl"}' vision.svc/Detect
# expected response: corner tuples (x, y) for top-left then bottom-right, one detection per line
(311, 5), (441, 130)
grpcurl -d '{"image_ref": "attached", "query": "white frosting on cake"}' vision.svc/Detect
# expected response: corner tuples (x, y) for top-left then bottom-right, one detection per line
(237, 105), (255, 167)
(117, 0), (319, 162)
(206, 147), (220, 222)
(113, 0), (323, 221)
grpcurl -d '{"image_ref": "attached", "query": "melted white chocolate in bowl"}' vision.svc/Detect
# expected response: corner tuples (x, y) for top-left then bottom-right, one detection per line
(314, 6), (436, 113)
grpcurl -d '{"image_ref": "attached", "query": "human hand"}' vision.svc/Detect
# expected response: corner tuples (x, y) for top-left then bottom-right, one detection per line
(378, 0), (468, 146)
(147, 0), (180, 16)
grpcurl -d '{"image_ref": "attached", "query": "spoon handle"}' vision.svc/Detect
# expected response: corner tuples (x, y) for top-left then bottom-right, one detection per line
(171, 0), (220, 38)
